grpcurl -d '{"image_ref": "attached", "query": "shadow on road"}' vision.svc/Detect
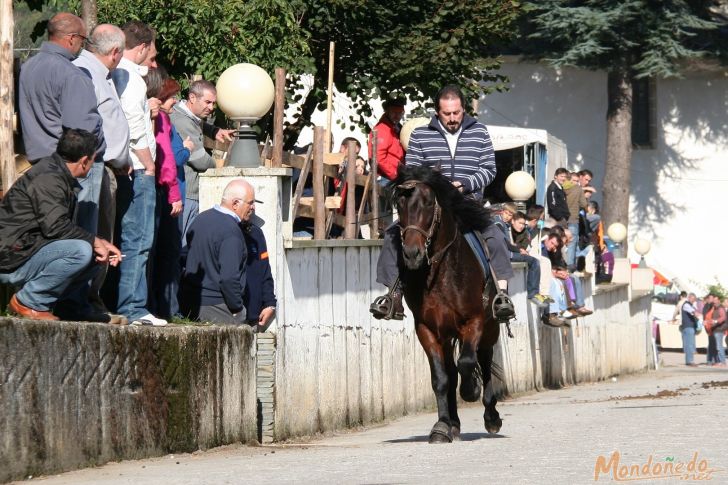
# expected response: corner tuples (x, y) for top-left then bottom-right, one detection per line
(384, 433), (508, 443)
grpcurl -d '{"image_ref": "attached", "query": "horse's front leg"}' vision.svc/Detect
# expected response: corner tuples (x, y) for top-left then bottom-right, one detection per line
(478, 343), (502, 434)
(416, 322), (454, 444)
(457, 318), (484, 403)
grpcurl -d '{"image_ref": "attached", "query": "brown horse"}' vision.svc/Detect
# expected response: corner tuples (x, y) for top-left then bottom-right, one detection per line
(391, 166), (502, 443)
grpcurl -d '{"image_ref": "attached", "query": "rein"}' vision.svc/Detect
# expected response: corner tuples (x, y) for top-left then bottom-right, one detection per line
(398, 181), (459, 269)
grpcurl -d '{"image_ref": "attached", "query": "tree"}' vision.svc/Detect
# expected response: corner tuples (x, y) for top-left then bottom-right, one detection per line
(92, 0), (518, 146)
(519, 0), (727, 229)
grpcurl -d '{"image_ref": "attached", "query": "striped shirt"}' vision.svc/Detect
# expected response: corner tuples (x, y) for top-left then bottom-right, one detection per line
(405, 115), (496, 199)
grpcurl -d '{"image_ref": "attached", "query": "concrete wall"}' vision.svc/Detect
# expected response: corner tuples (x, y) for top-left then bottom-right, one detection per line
(272, 246), (656, 440)
(0, 320), (257, 483)
(478, 59), (728, 288)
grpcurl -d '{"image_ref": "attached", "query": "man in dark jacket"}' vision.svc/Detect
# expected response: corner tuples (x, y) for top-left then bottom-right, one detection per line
(181, 179), (253, 324)
(0, 129), (121, 321)
(546, 167), (570, 226)
(242, 218), (277, 331)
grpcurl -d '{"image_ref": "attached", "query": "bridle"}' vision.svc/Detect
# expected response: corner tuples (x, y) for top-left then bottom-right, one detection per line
(397, 180), (457, 267)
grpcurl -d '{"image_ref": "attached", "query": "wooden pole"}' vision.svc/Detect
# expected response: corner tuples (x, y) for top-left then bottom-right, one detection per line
(344, 140), (357, 239)
(1, 0), (17, 196)
(272, 67), (286, 168)
(313, 126), (326, 239)
(325, 41), (335, 153)
(369, 135), (379, 239)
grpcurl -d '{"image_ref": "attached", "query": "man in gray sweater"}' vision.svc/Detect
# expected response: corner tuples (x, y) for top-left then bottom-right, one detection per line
(169, 80), (234, 246)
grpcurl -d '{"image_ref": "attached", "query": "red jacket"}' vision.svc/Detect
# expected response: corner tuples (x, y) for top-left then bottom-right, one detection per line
(368, 116), (404, 181)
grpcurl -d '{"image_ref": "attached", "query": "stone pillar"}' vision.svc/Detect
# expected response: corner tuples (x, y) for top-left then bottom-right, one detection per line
(256, 332), (276, 443)
(199, 167), (292, 333)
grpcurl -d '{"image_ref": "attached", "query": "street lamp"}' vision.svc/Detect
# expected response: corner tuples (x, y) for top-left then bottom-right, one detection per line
(607, 222), (627, 258)
(634, 238), (651, 268)
(505, 170), (536, 212)
(399, 117), (430, 151)
(216, 63), (275, 168)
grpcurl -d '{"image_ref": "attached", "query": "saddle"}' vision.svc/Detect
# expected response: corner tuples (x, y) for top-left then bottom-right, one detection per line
(463, 230), (516, 336)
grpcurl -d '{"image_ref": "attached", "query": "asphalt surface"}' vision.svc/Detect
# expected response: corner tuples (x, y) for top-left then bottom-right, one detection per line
(22, 351), (728, 485)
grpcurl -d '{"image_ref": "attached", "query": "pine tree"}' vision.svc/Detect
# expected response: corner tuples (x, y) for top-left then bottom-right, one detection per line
(521, 0), (726, 230)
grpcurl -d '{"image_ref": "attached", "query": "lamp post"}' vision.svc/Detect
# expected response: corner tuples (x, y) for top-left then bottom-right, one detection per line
(505, 171), (536, 212)
(607, 222), (627, 258)
(216, 63), (275, 168)
(634, 238), (651, 268)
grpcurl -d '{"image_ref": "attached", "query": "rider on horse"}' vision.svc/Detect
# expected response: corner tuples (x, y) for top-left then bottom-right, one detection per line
(370, 84), (516, 322)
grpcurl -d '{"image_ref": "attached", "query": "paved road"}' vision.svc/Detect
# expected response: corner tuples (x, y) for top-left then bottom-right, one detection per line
(24, 352), (728, 485)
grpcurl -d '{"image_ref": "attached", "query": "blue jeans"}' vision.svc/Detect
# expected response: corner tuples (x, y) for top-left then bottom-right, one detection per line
(566, 222), (579, 268)
(116, 171), (156, 320)
(714, 331), (726, 364)
(511, 252), (541, 299)
(149, 188), (182, 319)
(681, 327), (696, 364)
(0, 240), (94, 311)
(549, 278), (567, 314)
(76, 161), (105, 234)
(180, 198), (199, 248)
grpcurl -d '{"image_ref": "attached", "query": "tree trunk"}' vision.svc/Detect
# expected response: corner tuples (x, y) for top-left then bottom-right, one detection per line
(1, 0), (17, 195)
(81, 0), (98, 33)
(602, 69), (633, 237)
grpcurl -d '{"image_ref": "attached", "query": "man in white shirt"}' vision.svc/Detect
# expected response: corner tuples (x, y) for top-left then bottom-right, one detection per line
(111, 20), (166, 326)
(73, 24), (130, 317)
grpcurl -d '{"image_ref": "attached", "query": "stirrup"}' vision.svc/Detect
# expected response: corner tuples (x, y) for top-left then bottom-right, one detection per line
(369, 283), (404, 321)
(492, 292), (515, 322)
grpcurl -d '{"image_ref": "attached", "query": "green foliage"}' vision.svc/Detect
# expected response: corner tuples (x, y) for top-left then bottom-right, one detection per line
(520, 0), (725, 78)
(96, 0), (312, 85)
(707, 282), (727, 300)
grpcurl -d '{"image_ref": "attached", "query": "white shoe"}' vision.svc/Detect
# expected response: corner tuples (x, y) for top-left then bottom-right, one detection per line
(131, 313), (168, 327)
(561, 310), (578, 320)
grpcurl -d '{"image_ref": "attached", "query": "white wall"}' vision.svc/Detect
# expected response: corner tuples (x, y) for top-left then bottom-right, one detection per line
(479, 59), (728, 289)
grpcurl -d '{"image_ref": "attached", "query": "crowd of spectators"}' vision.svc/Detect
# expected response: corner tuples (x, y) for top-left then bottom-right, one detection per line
(1, 13), (274, 330)
(677, 292), (727, 367)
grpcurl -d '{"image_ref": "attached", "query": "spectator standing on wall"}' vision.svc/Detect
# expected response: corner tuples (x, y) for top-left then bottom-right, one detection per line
(563, 171), (588, 270)
(546, 168), (569, 227)
(169, 80), (235, 246)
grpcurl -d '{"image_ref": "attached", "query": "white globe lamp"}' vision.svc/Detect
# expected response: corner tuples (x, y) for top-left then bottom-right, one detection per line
(505, 171), (536, 211)
(607, 222), (628, 257)
(399, 117), (430, 151)
(634, 238), (651, 268)
(216, 63), (275, 168)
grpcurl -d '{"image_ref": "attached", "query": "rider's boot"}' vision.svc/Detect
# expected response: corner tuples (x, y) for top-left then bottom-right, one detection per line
(369, 278), (405, 320)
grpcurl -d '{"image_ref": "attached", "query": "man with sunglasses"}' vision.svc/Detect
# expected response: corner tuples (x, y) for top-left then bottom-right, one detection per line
(19, 12), (105, 166)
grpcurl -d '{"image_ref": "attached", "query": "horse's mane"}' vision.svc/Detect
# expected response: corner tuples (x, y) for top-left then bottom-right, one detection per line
(389, 165), (492, 232)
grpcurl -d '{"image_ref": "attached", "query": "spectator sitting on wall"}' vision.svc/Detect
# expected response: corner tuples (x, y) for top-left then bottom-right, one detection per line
(181, 179), (254, 325)
(526, 205), (545, 247)
(544, 262), (578, 327)
(495, 203), (551, 308)
(586, 200), (614, 282)
(511, 211), (531, 251)
(546, 167), (569, 227)
(0, 129), (122, 322)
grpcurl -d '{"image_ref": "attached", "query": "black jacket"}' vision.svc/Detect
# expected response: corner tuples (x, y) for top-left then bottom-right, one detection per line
(0, 153), (94, 272)
(547, 180), (570, 222)
(242, 222), (277, 321)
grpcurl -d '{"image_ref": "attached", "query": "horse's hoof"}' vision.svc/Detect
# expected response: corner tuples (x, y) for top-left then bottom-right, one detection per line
(451, 425), (461, 441)
(484, 417), (503, 434)
(428, 422), (453, 444)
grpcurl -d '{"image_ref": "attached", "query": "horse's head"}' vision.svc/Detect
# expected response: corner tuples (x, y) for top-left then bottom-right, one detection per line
(395, 180), (441, 270)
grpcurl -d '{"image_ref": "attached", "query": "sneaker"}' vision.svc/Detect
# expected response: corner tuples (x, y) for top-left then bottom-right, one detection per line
(561, 310), (578, 320)
(131, 313), (168, 327)
(529, 295), (549, 308)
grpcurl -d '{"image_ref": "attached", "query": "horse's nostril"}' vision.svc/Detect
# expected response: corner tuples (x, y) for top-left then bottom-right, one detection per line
(402, 245), (421, 262)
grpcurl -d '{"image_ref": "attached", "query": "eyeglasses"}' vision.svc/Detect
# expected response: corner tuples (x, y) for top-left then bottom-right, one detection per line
(68, 33), (88, 44)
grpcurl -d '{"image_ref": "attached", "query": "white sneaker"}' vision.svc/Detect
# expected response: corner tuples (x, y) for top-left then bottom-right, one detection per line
(131, 313), (168, 327)
(561, 310), (578, 320)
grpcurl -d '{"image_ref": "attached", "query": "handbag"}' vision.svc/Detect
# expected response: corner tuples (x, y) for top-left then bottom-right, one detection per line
(696, 318), (704, 334)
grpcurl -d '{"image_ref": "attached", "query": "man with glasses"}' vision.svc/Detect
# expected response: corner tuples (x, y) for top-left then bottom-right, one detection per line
(170, 80), (235, 246)
(181, 179), (256, 325)
(19, 12), (105, 165)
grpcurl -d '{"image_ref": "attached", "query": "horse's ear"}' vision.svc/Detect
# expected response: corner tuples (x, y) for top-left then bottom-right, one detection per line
(434, 160), (442, 172)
